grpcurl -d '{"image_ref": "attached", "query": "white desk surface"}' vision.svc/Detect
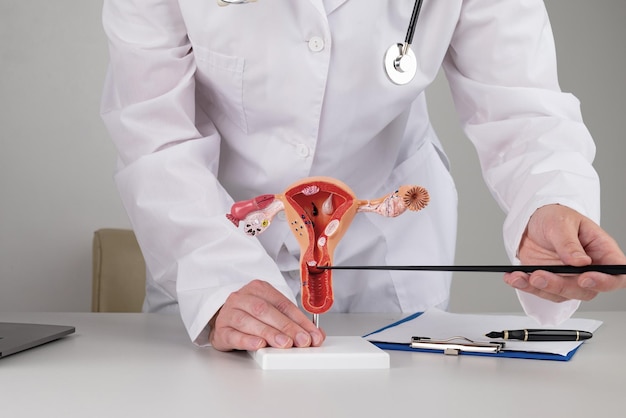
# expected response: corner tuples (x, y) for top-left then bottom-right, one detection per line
(0, 311), (623, 418)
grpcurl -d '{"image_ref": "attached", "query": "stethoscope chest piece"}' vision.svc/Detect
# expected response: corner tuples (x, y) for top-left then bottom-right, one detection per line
(384, 43), (417, 85)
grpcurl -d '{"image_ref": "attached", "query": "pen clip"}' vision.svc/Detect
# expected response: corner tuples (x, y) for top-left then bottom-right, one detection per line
(410, 336), (505, 356)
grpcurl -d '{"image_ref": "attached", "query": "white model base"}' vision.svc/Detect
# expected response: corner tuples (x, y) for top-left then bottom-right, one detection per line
(248, 336), (390, 370)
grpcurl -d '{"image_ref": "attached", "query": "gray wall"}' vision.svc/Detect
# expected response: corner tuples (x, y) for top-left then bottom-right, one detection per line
(1, 1), (624, 313)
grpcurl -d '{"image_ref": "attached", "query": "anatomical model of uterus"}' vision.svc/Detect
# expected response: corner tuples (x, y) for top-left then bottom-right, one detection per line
(226, 176), (429, 317)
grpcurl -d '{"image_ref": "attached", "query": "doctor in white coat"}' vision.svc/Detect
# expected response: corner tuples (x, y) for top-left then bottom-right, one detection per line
(101, 0), (626, 351)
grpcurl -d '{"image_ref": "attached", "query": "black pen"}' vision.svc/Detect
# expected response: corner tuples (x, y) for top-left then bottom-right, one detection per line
(485, 329), (593, 342)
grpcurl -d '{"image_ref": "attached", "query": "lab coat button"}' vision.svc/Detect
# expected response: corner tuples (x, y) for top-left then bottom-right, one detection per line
(308, 37), (325, 52)
(277, 212), (286, 221)
(296, 143), (310, 157)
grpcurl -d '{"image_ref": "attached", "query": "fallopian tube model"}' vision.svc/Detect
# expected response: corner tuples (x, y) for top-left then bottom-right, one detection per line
(226, 176), (429, 316)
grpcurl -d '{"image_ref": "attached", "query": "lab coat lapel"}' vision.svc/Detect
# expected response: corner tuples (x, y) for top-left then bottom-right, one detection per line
(323, 0), (350, 15)
(306, 0), (325, 15)
(307, 0), (350, 15)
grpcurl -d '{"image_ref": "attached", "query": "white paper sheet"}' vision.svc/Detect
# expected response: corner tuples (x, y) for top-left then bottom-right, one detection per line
(364, 308), (603, 356)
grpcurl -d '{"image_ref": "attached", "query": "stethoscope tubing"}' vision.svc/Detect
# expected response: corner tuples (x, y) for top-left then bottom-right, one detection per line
(405, 0), (424, 46)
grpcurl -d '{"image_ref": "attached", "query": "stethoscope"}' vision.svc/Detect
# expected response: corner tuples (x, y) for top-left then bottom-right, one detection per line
(384, 0), (423, 85)
(218, 0), (423, 85)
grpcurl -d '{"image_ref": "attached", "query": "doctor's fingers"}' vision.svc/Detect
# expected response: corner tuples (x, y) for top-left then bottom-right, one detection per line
(212, 304), (314, 351)
(574, 271), (626, 293)
(222, 280), (325, 348)
(209, 324), (268, 352)
(240, 279), (325, 344)
(504, 271), (599, 302)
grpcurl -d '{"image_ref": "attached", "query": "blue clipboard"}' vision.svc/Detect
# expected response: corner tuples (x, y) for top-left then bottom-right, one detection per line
(363, 312), (582, 361)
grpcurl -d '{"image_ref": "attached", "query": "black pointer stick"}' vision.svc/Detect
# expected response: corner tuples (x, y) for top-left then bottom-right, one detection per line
(316, 265), (626, 275)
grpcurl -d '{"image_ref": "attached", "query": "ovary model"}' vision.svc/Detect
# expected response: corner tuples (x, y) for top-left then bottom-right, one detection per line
(226, 177), (429, 315)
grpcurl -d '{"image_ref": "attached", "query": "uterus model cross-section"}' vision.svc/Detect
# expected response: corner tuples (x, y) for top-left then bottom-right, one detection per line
(226, 176), (429, 315)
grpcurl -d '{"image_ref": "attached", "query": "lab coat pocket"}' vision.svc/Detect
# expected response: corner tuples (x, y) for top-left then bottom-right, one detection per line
(386, 140), (457, 206)
(194, 47), (248, 133)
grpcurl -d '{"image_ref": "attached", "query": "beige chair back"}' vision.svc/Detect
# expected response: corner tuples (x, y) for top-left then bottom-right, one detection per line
(92, 228), (146, 312)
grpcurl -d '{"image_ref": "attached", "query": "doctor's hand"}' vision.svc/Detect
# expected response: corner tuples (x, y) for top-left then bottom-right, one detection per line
(208, 279), (326, 351)
(504, 204), (626, 302)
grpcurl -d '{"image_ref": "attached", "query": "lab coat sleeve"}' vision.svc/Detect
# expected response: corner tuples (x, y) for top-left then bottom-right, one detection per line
(100, 0), (296, 344)
(441, 0), (600, 324)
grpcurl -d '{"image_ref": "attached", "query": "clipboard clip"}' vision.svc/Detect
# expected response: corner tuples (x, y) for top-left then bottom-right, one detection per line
(410, 336), (505, 356)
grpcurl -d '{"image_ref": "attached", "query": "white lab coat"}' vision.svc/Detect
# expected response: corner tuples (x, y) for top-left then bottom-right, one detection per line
(101, 0), (599, 344)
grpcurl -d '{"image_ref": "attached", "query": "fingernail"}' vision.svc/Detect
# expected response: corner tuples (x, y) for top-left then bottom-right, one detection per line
(510, 277), (528, 289)
(275, 334), (291, 347)
(249, 337), (265, 350)
(531, 276), (547, 289)
(311, 331), (323, 346)
(295, 332), (311, 347)
(581, 278), (596, 288)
